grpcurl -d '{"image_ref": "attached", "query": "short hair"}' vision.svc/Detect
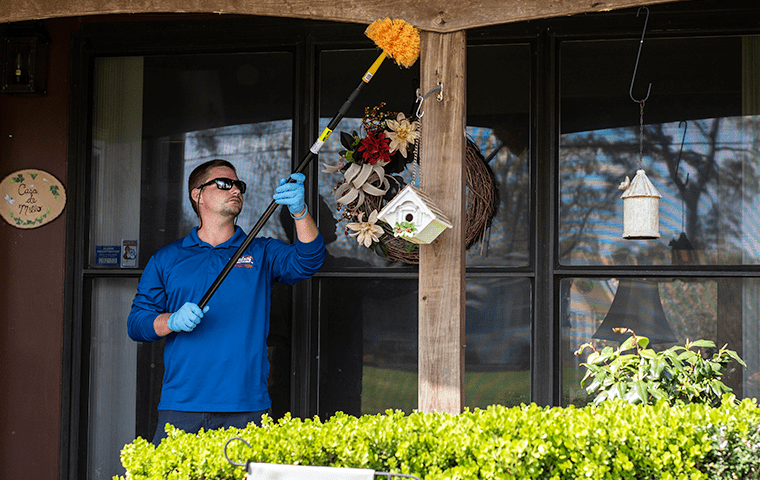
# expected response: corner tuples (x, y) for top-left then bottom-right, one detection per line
(188, 159), (237, 216)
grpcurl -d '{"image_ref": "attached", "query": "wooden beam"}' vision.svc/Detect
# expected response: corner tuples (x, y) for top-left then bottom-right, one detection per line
(417, 30), (466, 414)
(1, 0), (690, 32)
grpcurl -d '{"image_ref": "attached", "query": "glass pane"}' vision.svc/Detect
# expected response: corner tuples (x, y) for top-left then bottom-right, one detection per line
(319, 278), (419, 417)
(561, 277), (760, 406)
(466, 44), (531, 267)
(465, 277), (531, 408)
(89, 52), (292, 269)
(88, 277), (139, 479)
(318, 276), (532, 416)
(559, 36), (760, 266)
(268, 281), (293, 420)
(89, 57), (143, 268)
(140, 52), (294, 263)
(88, 50), (296, 467)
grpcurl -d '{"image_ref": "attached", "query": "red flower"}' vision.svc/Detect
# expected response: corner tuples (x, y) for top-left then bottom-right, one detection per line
(358, 131), (391, 165)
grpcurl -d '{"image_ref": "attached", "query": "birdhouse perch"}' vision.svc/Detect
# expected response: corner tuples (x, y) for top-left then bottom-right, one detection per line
(378, 184), (453, 244)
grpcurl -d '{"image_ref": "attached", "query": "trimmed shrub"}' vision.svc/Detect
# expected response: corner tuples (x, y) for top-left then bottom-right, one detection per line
(115, 398), (760, 480)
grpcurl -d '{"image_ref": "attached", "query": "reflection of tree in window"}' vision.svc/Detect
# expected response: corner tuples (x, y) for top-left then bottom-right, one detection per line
(466, 125), (530, 266)
(560, 116), (760, 265)
(183, 121), (293, 241)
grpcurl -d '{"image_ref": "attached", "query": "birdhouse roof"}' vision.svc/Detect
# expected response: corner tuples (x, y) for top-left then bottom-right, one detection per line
(379, 184), (453, 228)
(620, 169), (662, 199)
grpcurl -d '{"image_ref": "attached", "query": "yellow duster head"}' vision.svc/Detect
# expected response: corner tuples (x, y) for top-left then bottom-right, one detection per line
(365, 18), (420, 68)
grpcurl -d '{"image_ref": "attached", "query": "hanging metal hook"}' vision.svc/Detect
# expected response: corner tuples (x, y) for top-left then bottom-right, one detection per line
(629, 6), (652, 104)
(415, 82), (443, 118)
(674, 120), (689, 188)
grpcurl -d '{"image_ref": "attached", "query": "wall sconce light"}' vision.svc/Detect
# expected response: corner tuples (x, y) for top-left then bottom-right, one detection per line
(2, 22), (50, 96)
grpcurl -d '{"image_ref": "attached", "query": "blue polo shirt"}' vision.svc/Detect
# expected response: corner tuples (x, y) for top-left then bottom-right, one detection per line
(127, 226), (325, 412)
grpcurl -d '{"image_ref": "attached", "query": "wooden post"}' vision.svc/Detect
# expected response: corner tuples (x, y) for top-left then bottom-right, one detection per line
(418, 30), (466, 414)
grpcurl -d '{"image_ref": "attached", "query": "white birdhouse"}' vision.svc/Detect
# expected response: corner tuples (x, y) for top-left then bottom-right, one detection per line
(619, 169), (661, 239)
(377, 184), (453, 245)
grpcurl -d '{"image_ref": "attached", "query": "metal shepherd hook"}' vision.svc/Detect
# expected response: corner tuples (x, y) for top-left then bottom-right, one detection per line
(629, 6), (652, 104)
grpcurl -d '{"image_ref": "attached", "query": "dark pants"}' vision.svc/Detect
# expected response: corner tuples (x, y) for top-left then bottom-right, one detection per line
(152, 409), (270, 446)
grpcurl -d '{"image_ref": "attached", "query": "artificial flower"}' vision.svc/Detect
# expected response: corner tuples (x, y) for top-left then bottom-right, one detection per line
(385, 112), (419, 158)
(334, 162), (390, 209)
(346, 210), (384, 247)
(321, 162), (343, 174)
(357, 131), (391, 165)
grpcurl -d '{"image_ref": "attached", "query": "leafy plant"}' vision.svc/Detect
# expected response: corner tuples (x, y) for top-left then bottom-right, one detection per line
(575, 328), (746, 406)
(114, 401), (760, 480)
(702, 416), (760, 479)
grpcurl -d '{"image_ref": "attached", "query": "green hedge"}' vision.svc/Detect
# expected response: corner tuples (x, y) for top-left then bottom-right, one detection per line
(115, 399), (760, 480)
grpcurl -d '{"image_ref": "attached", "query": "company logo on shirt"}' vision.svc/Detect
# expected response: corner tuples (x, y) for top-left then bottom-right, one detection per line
(235, 254), (254, 269)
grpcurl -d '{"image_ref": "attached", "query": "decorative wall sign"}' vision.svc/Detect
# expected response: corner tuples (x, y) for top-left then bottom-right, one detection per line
(1, 169), (66, 229)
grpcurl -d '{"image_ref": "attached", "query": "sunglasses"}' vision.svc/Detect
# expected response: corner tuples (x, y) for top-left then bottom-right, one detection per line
(197, 177), (247, 194)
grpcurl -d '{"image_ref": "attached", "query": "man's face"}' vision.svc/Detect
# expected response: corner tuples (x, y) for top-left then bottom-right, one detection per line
(194, 166), (244, 220)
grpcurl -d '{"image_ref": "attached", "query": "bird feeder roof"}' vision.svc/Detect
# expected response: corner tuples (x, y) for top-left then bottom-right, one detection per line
(620, 169), (662, 199)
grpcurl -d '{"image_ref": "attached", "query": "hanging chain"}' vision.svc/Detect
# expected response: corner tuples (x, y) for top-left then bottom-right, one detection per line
(412, 114), (422, 187)
(411, 83), (441, 188)
(638, 100), (645, 169)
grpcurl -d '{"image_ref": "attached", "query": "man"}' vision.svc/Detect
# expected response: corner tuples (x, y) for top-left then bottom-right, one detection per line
(127, 159), (325, 445)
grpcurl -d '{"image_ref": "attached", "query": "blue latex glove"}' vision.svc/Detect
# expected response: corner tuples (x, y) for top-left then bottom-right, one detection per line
(168, 302), (209, 333)
(273, 173), (306, 216)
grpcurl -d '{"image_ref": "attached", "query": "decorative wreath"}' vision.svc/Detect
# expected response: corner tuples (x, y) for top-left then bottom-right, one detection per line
(323, 103), (497, 265)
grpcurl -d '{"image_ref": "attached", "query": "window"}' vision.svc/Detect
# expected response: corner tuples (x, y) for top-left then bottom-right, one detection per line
(559, 36), (759, 267)
(559, 33), (760, 404)
(315, 44), (533, 416)
(86, 48), (295, 478)
(465, 43), (532, 407)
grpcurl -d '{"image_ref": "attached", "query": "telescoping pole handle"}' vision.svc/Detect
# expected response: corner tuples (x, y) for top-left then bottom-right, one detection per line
(197, 152), (312, 309)
(197, 54), (386, 309)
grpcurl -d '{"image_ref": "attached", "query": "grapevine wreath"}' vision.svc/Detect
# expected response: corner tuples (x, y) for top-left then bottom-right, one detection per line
(323, 103), (497, 264)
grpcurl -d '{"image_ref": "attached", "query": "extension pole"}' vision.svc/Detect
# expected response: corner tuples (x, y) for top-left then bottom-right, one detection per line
(198, 52), (388, 308)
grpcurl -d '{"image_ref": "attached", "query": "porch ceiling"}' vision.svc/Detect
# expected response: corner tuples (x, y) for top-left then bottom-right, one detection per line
(2, 0), (688, 32)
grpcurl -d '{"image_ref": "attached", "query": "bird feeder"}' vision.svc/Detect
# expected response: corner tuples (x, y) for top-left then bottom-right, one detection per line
(619, 169), (661, 239)
(377, 184), (452, 245)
